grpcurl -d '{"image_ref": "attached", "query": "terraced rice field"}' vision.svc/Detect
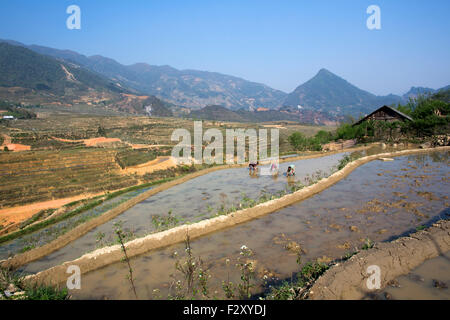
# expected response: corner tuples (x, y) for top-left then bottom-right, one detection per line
(0, 148), (138, 208)
(60, 150), (448, 300)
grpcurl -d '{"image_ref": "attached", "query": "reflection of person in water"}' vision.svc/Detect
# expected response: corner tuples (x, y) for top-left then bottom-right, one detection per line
(270, 162), (279, 176)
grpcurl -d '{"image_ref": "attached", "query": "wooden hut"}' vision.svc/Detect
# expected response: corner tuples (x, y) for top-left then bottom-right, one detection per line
(352, 105), (412, 126)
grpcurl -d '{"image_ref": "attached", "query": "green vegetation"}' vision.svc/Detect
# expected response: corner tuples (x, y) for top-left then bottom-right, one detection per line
(288, 91), (450, 151)
(0, 42), (126, 98)
(168, 234), (211, 300)
(288, 130), (333, 151)
(0, 101), (37, 119)
(337, 153), (362, 170)
(400, 96), (449, 137)
(0, 266), (68, 300)
(115, 148), (168, 168)
(151, 210), (181, 231)
(22, 285), (69, 300)
(361, 238), (374, 250)
(265, 261), (329, 300)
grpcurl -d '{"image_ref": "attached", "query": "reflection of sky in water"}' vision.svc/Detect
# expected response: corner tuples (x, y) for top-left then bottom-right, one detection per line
(382, 252), (450, 300)
(71, 151), (449, 300)
(19, 152), (347, 274)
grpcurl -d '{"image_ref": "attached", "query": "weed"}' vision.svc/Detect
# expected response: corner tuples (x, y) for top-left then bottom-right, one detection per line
(114, 221), (138, 299)
(151, 209), (180, 231)
(236, 245), (256, 299)
(0, 266), (68, 300)
(361, 238), (374, 250)
(169, 233), (211, 300)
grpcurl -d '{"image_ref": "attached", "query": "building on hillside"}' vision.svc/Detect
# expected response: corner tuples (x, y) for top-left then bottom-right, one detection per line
(2, 115), (15, 120)
(352, 105), (412, 127)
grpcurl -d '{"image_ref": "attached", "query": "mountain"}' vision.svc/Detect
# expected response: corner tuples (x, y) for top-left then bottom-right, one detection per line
(283, 69), (403, 117)
(2, 39), (446, 121)
(0, 42), (129, 96)
(0, 39), (286, 111)
(187, 104), (338, 125)
(402, 85), (450, 100)
(0, 42), (172, 116)
(403, 86), (436, 100)
(430, 87), (450, 103)
(189, 105), (246, 122)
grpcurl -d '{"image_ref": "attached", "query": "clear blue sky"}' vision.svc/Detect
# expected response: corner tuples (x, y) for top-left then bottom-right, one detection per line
(0, 0), (449, 95)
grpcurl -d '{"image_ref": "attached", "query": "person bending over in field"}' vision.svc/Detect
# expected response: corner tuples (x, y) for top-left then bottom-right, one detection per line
(286, 165), (295, 177)
(249, 161), (259, 173)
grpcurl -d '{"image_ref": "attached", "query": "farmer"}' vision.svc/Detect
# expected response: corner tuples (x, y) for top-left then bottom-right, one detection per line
(249, 161), (259, 172)
(286, 164), (296, 176)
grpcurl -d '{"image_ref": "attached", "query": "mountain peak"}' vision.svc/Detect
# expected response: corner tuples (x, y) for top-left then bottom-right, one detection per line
(314, 68), (341, 80)
(283, 68), (402, 116)
(317, 68), (332, 74)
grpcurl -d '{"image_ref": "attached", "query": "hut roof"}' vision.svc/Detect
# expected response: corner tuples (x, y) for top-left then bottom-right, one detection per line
(352, 105), (413, 126)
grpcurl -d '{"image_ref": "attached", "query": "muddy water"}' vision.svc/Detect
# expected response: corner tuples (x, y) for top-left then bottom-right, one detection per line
(381, 252), (450, 300)
(18, 152), (348, 273)
(70, 151), (449, 300)
(0, 187), (153, 260)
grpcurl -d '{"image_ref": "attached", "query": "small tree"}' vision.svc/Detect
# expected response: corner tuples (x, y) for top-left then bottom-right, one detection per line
(288, 132), (308, 151)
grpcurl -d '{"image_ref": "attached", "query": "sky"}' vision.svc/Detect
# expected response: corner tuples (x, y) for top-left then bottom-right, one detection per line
(0, 0), (449, 95)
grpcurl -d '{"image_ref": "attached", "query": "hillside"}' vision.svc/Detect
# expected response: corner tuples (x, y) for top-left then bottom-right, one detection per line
(189, 105), (246, 122)
(0, 42), (129, 98)
(187, 104), (337, 125)
(403, 85), (450, 101)
(0, 40), (287, 111)
(0, 43), (173, 116)
(403, 86), (436, 100)
(2, 39), (447, 120)
(283, 69), (403, 116)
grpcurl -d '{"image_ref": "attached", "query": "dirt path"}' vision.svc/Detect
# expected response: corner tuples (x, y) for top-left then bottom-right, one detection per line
(121, 156), (178, 175)
(51, 136), (169, 150)
(1, 134), (11, 145)
(0, 193), (102, 234)
(51, 136), (121, 147)
(0, 133), (30, 152)
(308, 220), (450, 300)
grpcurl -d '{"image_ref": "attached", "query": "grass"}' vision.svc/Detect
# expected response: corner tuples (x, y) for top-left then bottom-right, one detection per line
(264, 261), (330, 300)
(115, 148), (171, 169)
(151, 210), (181, 231)
(361, 238), (374, 250)
(0, 266), (68, 300)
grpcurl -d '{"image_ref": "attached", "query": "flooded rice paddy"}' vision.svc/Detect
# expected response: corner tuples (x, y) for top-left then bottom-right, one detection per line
(17, 152), (349, 273)
(0, 186), (153, 260)
(381, 252), (450, 300)
(68, 151), (449, 299)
